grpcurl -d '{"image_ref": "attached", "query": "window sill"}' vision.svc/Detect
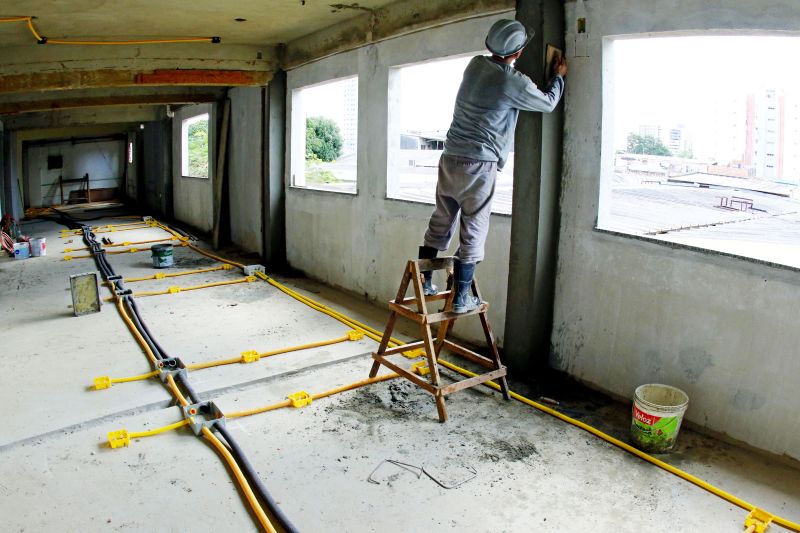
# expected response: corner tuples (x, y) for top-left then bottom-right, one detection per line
(289, 185), (358, 196)
(594, 226), (800, 274)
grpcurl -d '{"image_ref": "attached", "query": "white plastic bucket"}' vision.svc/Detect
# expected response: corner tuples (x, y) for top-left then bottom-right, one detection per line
(631, 384), (689, 453)
(13, 242), (30, 260)
(30, 237), (46, 257)
(151, 243), (174, 268)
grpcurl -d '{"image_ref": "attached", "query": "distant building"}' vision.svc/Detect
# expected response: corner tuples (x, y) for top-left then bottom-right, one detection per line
(638, 124), (661, 139)
(401, 131), (446, 150)
(746, 89), (785, 180)
(341, 77), (358, 154)
(666, 125), (691, 155)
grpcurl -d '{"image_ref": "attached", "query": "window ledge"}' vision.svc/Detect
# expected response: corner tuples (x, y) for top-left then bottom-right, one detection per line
(594, 226), (800, 274)
(289, 185), (358, 196)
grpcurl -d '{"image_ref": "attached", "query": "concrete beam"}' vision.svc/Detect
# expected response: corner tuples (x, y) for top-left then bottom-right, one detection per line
(282, 0), (515, 69)
(3, 106), (163, 131)
(0, 93), (219, 115)
(0, 43), (277, 76)
(0, 69), (273, 95)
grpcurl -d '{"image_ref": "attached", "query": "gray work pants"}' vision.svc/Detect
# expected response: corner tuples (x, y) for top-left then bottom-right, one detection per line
(423, 154), (497, 264)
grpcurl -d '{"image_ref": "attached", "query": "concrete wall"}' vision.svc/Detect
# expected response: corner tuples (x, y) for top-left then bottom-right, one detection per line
(172, 103), (215, 232)
(228, 87), (264, 254)
(25, 139), (123, 207)
(142, 121), (172, 216)
(285, 13), (514, 346)
(555, 0), (800, 459)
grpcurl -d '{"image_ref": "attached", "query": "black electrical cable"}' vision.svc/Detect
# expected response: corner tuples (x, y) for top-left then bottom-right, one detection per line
(122, 297), (166, 360)
(126, 297), (172, 361)
(175, 372), (202, 405)
(213, 423), (300, 533)
(80, 217), (296, 531)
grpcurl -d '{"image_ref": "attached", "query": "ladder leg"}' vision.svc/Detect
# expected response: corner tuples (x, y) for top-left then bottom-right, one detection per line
(422, 323), (447, 422)
(479, 310), (511, 401)
(368, 359), (382, 379)
(434, 392), (448, 423)
(370, 312), (399, 378)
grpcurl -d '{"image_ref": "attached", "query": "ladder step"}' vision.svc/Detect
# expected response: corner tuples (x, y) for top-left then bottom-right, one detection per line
(425, 303), (489, 324)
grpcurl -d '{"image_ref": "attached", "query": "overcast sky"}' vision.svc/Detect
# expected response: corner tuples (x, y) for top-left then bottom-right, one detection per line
(613, 35), (800, 153)
(300, 54), (477, 133)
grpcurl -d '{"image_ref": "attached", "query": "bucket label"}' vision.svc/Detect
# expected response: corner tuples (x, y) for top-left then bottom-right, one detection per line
(633, 405), (661, 426)
(631, 405), (683, 452)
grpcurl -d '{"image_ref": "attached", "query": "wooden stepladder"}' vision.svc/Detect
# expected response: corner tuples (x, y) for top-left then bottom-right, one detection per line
(369, 257), (511, 422)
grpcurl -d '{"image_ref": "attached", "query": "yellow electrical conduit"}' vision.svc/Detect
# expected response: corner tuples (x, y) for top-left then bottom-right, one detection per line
(92, 231), (277, 533)
(201, 426), (277, 533)
(63, 236), (179, 253)
(103, 276), (257, 301)
(146, 219), (800, 531)
(114, 298), (158, 365)
(435, 358), (799, 533)
(226, 373), (399, 419)
(93, 370), (160, 390)
(93, 331), (366, 387)
(185, 330), (365, 371)
(65, 246), (154, 261)
(67, 241), (190, 261)
(107, 419), (191, 448)
(61, 223), (154, 236)
(165, 373), (278, 533)
(121, 264), (232, 283)
(1, 16), (219, 46)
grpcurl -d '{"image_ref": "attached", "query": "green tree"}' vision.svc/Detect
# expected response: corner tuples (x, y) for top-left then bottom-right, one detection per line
(626, 133), (672, 156)
(187, 118), (209, 178)
(306, 116), (343, 162)
(677, 148), (695, 159)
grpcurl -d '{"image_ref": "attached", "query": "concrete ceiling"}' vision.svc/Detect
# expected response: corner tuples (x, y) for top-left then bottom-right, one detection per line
(0, 1), (397, 46)
(0, 0), (514, 125)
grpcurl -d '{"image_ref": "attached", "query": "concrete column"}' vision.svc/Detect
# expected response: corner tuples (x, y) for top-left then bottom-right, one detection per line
(264, 71), (287, 268)
(503, 0), (565, 377)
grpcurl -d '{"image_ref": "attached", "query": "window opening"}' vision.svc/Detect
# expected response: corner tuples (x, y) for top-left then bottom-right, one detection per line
(602, 35), (800, 268)
(181, 113), (210, 179)
(387, 55), (514, 214)
(291, 77), (358, 193)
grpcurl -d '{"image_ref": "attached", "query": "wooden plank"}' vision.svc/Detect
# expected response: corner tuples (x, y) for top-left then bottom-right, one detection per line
(393, 291), (451, 305)
(421, 321), (448, 422)
(0, 93), (218, 115)
(0, 69), (272, 94)
(425, 303), (489, 324)
(442, 340), (496, 369)
(379, 340), (425, 357)
(371, 355), (436, 394)
(388, 301), (425, 324)
(409, 260), (428, 315)
(439, 368), (507, 396)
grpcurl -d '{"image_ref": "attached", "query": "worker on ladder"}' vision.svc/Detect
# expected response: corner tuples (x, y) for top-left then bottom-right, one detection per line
(419, 19), (567, 313)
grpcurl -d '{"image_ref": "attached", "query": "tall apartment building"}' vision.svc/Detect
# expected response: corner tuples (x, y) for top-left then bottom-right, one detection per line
(746, 89), (785, 180)
(341, 77), (359, 155)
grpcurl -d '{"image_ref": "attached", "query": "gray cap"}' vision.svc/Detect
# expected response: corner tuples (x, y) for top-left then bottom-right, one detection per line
(485, 19), (533, 57)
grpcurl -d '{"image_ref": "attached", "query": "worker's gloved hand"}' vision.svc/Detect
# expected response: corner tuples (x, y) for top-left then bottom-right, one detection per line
(555, 55), (567, 77)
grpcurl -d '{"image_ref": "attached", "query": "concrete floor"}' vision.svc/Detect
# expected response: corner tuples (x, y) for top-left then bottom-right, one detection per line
(1, 216), (799, 532)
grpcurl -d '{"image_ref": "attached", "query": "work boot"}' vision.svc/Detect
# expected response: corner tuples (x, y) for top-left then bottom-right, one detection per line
(452, 260), (481, 314)
(418, 245), (438, 296)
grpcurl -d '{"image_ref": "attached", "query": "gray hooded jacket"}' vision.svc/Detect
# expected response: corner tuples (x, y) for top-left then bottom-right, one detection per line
(443, 55), (564, 169)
